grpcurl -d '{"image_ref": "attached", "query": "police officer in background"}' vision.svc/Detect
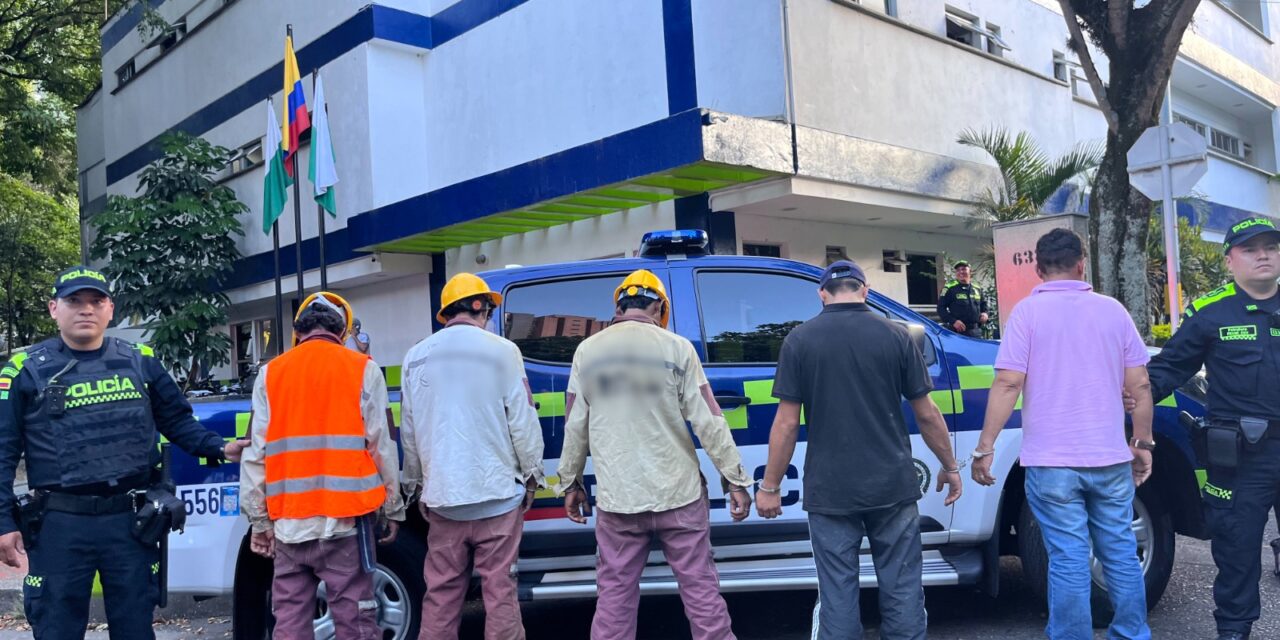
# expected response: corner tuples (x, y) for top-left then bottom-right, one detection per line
(937, 260), (988, 337)
(1148, 217), (1280, 640)
(0, 266), (247, 640)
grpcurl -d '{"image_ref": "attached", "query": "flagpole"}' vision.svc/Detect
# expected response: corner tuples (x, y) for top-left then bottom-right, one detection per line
(287, 24), (305, 302)
(267, 96), (286, 356)
(272, 222), (285, 356)
(313, 66), (328, 291)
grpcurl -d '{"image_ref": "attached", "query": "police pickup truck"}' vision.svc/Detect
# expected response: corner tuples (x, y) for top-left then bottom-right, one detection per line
(173, 230), (1208, 639)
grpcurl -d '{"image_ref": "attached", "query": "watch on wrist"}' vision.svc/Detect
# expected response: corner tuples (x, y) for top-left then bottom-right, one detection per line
(1130, 437), (1156, 451)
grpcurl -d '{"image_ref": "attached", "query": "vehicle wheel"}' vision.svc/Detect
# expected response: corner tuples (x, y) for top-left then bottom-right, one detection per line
(1017, 489), (1175, 626)
(233, 533), (426, 640)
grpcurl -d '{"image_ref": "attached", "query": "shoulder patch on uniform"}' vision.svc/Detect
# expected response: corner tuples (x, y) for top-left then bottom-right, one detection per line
(132, 343), (155, 357)
(944, 280), (958, 288)
(1191, 283), (1237, 312)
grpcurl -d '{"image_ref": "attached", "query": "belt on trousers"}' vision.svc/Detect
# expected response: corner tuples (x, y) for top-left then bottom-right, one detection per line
(42, 491), (136, 515)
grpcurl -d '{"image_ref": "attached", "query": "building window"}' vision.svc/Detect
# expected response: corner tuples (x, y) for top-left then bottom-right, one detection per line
(825, 246), (848, 266)
(906, 254), (940, 306)
(1174, 113), (1207, 137)
(115, 60), (136, 87)
(1216, 0), (1267, 35)
(503, 276), (623, 363)
(883, 250), (907, 273)
(697, 271), (820, 364)
(1053, 51), (1080, 83)
(154, 19), (187, 53)
(227, 140), (265, 176)
(945, 7), (1010, 54)
(1210, 129), (1243, 159)
(742, 243), (782, 258)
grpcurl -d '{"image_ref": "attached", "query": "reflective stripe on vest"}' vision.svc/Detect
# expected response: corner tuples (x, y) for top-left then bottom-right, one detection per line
(264, 340), (385, 520)
(265, 473), (383, 497)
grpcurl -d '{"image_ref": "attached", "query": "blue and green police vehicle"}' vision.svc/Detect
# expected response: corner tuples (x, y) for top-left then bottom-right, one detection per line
(171, 231), (1208, 639)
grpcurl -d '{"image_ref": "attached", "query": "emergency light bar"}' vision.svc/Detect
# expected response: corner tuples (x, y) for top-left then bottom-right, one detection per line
(639, 229), (710, 258)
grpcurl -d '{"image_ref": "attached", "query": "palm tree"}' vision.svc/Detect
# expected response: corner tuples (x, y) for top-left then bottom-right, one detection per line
(957, 127), (1103, 228)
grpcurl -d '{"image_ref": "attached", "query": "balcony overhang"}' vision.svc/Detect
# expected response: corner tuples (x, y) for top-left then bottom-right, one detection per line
(345, 109), (794, 254)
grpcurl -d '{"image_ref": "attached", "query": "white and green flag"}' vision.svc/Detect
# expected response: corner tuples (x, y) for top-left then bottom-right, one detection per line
(262, 98), (292, 234)
(308, 71), (338, 216)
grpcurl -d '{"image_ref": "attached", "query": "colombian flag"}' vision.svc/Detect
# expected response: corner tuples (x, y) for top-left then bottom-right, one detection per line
(282, 34), (310, 177)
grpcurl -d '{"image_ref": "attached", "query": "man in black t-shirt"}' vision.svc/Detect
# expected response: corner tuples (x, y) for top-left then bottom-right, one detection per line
(755, 259), (962, 640)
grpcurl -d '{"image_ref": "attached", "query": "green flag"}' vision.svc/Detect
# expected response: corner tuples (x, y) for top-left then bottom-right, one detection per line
(308, 72), (337, 216)
(262, 98), (291, 234)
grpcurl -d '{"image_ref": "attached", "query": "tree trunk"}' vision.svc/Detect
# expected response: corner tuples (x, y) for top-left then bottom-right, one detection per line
(1091, 129), (1154, 336)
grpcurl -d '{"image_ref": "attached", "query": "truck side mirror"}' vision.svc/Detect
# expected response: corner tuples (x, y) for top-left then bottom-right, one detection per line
(905, 322), (937, 367)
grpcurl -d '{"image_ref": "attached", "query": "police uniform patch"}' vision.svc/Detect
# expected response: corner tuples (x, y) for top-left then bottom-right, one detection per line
(1219, 325), (1258, 342)
(0, 378), (10, 391)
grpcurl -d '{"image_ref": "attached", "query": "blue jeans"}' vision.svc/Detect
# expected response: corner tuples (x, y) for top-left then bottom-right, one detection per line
(1025, 463), (1151, 640)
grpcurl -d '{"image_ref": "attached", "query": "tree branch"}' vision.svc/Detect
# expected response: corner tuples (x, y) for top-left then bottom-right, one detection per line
(1107, 0), (1128, 49)
(1060, 0), (1119, 134)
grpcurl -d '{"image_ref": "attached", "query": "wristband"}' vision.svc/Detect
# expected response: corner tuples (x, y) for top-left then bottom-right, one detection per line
(756, 482), (782, 494)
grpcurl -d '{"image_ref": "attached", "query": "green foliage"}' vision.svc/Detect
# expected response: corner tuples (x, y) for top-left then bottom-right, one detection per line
(1145, 212), (1229, 324)
(90, 133), (247, 387)
(0, 175), (79, 353)
(1151, 324), (1172, 347)
(957, 127), (1102, 226)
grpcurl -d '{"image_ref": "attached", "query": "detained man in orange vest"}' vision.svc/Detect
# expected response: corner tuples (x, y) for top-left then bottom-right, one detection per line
(240, 293), (406, 640)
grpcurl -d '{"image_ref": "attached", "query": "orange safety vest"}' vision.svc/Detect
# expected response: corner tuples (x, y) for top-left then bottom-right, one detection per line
(264, 339), (385, 520)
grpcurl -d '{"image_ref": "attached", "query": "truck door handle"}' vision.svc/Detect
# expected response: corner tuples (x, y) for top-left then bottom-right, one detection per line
(714, 394), (752, 409)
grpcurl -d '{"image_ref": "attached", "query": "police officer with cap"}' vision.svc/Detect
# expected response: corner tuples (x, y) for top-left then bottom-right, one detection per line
(1148, 216), (1280, 640)
(937, 260), (988, 337)
(0, 266), (247, 639)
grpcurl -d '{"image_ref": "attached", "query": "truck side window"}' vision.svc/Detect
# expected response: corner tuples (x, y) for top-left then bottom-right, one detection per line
(503, 276), (621, 363)
(697, 271), (823, 364)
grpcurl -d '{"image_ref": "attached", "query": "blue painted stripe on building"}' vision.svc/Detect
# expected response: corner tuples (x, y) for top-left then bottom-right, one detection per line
(225, 227), (358, 291)
(106, 6), (380, 185)
(431, 0), (530, 46)
(101, 0), (167, 53)
(661, 0), (697, 115)
(226, 112), (705, 289)
(347, 109), (706, 250)
(104, 6), (434, 185)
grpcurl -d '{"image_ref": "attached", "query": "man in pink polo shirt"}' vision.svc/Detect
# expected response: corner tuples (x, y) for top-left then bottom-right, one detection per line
(970, 228), (1154, 639)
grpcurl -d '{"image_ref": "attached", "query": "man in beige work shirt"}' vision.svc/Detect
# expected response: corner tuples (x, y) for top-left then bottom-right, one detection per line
(558, 269), (752, 640)
(240, 293), (406, 640)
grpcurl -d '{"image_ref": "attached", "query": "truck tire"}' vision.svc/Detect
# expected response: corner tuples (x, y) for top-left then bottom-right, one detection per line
(232, 532), (426, 640)
(1017, 488), (1175, 626)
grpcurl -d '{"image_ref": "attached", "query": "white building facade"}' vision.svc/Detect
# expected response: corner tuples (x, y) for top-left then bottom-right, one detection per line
(77, 0), (1280, 380)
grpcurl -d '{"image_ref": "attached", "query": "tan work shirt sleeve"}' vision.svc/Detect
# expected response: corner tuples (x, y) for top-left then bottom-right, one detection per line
(555, 349), (589, 495)
(239, 364), (272, 533)
(363, 360), (406, 522)
(678, 342), (752, 490)
(504, 343), (545, 487)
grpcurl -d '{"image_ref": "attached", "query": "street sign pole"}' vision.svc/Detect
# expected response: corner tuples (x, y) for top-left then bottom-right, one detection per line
(1127, 116), (1208, 333)
(1159, 89), (1182, 330)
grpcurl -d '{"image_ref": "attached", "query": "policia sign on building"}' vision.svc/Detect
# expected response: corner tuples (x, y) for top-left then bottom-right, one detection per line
(0, 266), (247, 639)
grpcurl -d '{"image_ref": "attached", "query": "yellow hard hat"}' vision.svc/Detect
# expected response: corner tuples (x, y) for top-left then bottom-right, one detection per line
(293, 292), (355, 346)
(437, 273), (503, 324)
(614, 269), (670, 327)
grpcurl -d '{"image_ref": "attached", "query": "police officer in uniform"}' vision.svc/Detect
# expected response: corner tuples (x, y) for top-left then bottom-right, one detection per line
(1148, 217), (1280, 640)
(0, 266), (247, 640)
(937, 260), (988, 337)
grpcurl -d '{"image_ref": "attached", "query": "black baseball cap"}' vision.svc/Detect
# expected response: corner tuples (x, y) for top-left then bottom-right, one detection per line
(954, 260), (971, 269)
(1223, 216), (1280, 254)
(51, 266), (111, 299)
(820, 260), (866, 287)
